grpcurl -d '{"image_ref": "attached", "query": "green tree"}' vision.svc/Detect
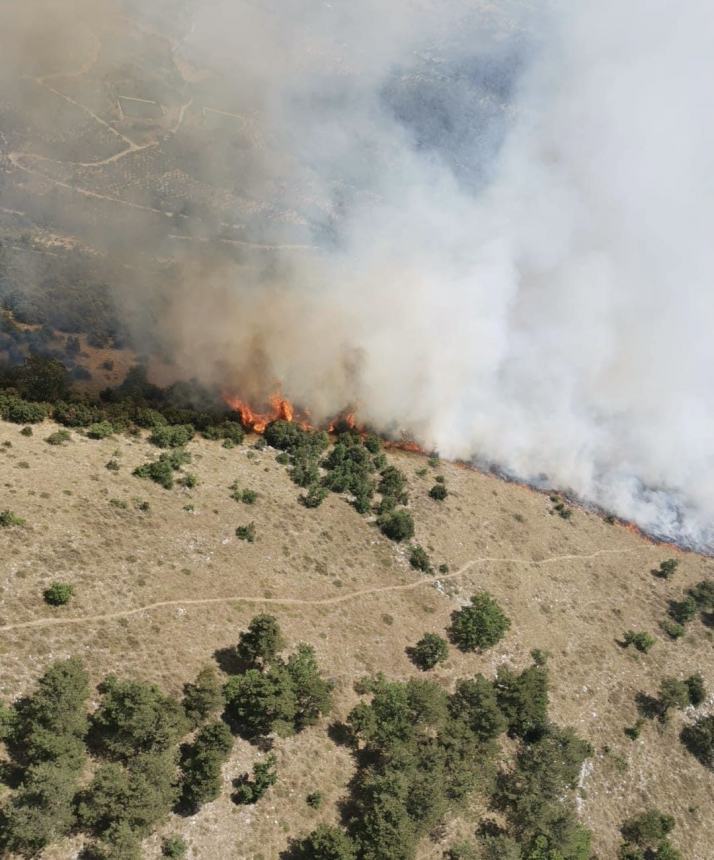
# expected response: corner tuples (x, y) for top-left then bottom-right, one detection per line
(377, 509), (415, 542)
(236, 614), (286, 668)
(658, 678), (690, 719)
(0, 763), (78, 857)
(77, 752), (178, 838)
(90, 677), (187, 760)
(289, 824), (357, 860)
(12, 657), (89, 768)
(13, 354), (69, 402)
(408, 633), (449, 671)
(448, 592), (511, 652)
(620, 809), (675, 849)
(179, 722), (233, 811)
(495, 665), (549, 739)
(223, 669), (296, 738)
(449, 675), (507, 741)
(182, 667), (224, 728)
(233, 753), (278, 804)
(285, 644), (334, 730)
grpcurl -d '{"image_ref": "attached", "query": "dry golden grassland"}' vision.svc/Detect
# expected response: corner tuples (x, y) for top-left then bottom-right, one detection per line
(0, 420), (712, 859)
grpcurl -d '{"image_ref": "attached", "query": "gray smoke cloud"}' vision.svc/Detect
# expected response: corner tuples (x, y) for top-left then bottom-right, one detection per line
(3, 0), (713, 550)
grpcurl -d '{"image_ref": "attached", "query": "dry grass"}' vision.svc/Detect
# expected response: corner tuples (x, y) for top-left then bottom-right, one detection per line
(0, 420), (712, 859)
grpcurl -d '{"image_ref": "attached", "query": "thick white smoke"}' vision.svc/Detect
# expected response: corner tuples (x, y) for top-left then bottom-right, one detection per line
(6, 0), (713, 548)
(170, 1), (714, 548)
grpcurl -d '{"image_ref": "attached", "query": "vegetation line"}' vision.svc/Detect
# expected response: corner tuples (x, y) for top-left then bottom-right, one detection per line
(0, 547), (649, 634)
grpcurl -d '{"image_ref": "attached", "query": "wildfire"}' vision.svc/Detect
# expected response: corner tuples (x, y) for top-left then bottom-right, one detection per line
(221, 390), (427, 452)
(223, 392), (296, 433)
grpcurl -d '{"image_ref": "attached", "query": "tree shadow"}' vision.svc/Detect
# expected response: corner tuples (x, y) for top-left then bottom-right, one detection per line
(212, 645), (259, 676)
(327, 720), (355, 749)
(635, 691), (663, 721)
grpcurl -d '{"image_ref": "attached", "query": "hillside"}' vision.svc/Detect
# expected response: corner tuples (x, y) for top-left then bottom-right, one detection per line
(1, 419), (712, 859)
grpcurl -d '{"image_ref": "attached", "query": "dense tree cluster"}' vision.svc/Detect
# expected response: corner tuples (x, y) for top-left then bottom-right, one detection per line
(0, 617), (333, 857)
(290, 658), (590, 860)
(224, 619), (333, 739)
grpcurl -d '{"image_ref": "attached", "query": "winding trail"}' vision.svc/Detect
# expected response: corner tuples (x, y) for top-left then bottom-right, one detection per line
(0, 547), (649, 635)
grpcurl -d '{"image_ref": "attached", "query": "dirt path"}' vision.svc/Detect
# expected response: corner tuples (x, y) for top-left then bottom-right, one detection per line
(0, 547), (650, 634)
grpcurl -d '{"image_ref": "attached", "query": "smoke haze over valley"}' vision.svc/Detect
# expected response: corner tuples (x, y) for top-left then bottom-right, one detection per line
(2, 0), (713, 550)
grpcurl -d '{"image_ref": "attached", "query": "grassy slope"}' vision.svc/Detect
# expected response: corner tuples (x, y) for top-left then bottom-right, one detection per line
(0, 420), (712, 859)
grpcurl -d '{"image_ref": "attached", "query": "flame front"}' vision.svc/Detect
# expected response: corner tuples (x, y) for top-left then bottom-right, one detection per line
(223, 392), (295, 433)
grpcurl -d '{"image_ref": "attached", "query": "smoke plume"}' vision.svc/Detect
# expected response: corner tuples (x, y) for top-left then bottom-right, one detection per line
(3, 1), (713, 550)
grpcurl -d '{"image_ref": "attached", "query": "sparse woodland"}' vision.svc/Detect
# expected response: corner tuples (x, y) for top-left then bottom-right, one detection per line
(0, 356), (712, 859)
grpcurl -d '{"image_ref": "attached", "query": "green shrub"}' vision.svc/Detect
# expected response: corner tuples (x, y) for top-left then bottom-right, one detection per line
(429, 483), (448, 501)
(133, 450), (190, 490)
(445, 842), (478, 860)
(43, 582), (74, 606)
(1, 394), (48, 424)
(45, 429), (71, 445)
(658, 678), (690, 718)
(449, 592), (511, 652)
(688, 579), (714, 609)
(378, 509), (415, 542)
(233, 753), (277, 804)
(378, 466), (408, 503)
(236, 522), (256, 543)
(20, 426), (33, 436)
(624, 718), (645, 741)
(669, 596), (698, 624)
(162, 835), (187, 857)
(302, 484), (329, 508)
(408, 633), (448, 671)
(149, 424), (195, 449)
(655, 558), (679, 579)
(685, 673), (706, 707)
(87, 421), (114, 440)
(0, 509), (25, 528)
(408, 544), (431, 573)
(621, 809), (675, 848)
(661, 619), (684, 639)
(179, 473), (198, 489)
(622, 630), (655, 653)
(306, 791), (323, 809)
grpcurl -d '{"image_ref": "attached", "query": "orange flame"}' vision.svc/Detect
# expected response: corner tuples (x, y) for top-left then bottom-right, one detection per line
(223, 392), (295, 433)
